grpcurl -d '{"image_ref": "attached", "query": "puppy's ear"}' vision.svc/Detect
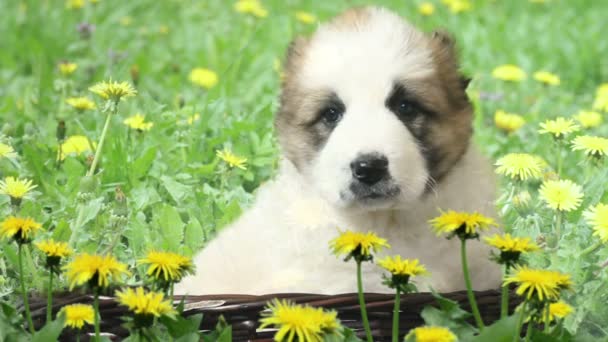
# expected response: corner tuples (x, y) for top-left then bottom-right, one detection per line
(284, 37), (309, 78)
(431, 29), (470, 91)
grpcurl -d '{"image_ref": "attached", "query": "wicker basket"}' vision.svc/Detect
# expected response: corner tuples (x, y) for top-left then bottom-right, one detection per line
(29, 289), (517, 341)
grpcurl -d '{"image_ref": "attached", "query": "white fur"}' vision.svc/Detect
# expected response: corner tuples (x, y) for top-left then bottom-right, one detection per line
(177, 147), (500, 295)
(176, 8), (501, 295)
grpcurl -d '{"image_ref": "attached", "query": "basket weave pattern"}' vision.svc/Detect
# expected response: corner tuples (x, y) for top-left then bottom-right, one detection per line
(30, 290), (515, 341)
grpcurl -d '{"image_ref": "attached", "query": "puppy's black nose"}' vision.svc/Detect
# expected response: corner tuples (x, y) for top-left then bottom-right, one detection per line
(350, 154), (389, 185)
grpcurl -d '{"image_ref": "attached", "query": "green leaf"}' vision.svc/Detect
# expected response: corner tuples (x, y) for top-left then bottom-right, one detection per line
(79, 197), (105, 226)
(202, 316), (232, 342)
(160, 313), (203, 338)
(0, 301), (28, 341)
(183, 217), (205, 254)
(153, 204), (185, 251)
(31, 315), (66, 342)
(160, 175), (191, 204)
(131, 146), (158, 181)
(469, 315), (519, 342)
(420, 291), (477, 339)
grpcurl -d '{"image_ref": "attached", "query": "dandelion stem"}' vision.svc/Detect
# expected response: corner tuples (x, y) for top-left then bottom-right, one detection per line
(170, 283), (175, 303)
(514, 301), (528, 341)
(556, 140), (564, 176)
(544, 303), (551, 333)
(93, 291), (101, 340)
(392, 288), (401, 342)
(19, 244), (35, 333)
(525, 319), (533, 342)
(356, 260), (373, 342)
(554, 211), (562, 247)
(501, 264), (510, 318)
(581, 240), (603, 257)
(71, 102), (116, 247)
(46, 271), (54, 323)
(87, 105), (115, 177)
(461, 239), (484, 330)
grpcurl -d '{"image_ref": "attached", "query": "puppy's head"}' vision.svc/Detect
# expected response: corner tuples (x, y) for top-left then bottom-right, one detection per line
(276, 7), (472, 211)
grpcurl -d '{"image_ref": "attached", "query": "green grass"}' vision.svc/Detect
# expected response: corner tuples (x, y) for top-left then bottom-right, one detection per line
(1, 0), (608, 338)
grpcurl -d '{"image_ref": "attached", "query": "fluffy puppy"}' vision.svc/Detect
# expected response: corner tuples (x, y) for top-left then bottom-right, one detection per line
(177, 6), (501, 294)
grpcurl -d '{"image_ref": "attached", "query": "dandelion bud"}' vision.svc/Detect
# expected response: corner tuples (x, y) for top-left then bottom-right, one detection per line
(113, 186), (129, 217)
(130, 65), (140, 85)
(512, 191), (532, 216)
(78, 175), (98, 194)
(56, 120), (66, 142)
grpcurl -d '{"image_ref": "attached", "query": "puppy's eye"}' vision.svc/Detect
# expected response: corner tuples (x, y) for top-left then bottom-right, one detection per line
(321, 107), (343, 125)
(397, 100), (417, 117)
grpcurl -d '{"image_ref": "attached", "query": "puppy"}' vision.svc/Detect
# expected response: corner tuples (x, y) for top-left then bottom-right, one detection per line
(177, 6), (501, 295)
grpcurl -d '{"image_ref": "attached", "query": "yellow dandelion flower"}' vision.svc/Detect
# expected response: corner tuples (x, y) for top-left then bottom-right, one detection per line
(548, 301), (573, 321)
(378, 256), (428, 277)
(60, 304), (95, 330)
(295, 11), (316, 24)
(584, 203), (608, 243)
(539, 179), (583, 212)
(485, 234), (538, 265)
(329, 230), (390, 260)
(592, 83), (608, 112)
(89, 80), (137, 102)
(533, 71), (560, 86)
(495, 153), (544, 181)
(538, 117), (579, 138)
(65, 0), (85, 9)
(429, 210), (497, 239)
(0, 176), (37, 202)
(418, 2), (435, 16)
(571, 135), (608, 157)
(492, 64), (526, 82)
(259, 299), (340, 342)
(405, 326), (457, 342)
(123, 114), (154, 131)
(64, 253), (130, 290)
(138, 251), (194, 283)
(60, 135), (95, 160)
(58, 61), (78, 75)
(36, 239), (72, 258)
(189, 68), (219, 89)
(0, 216), (43, 243)
(484, 234), (539, 253)
(0, 143), (17, 159)
(494, 110), (526, 133)
(234, 0), (268, 18)
(66, 97), (96, 111)
(116, 287), (176, 319)
(574, 110), (603, 129)
(504, 266), (571, 301)
(216, 149), (247, 170)
(442, 0), (471, 13)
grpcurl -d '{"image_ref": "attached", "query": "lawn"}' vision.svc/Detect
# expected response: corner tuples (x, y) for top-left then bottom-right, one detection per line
(1, 0), (608, 340)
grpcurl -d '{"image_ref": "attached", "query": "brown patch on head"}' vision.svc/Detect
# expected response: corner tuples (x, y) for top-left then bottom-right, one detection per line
(423, 30), (473, 183)
(384, 29), (473, 185)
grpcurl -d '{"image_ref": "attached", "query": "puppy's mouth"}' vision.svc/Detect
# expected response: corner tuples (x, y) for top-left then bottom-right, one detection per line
(343, 179), (401, 204)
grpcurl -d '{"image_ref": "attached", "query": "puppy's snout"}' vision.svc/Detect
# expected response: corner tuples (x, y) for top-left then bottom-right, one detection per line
(350, 153), (389, 185)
